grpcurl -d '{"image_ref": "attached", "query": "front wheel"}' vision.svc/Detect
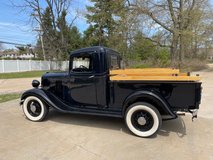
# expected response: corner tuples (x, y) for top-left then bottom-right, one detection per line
(22, 96), (48, 122)
(125, 102), (162, 137)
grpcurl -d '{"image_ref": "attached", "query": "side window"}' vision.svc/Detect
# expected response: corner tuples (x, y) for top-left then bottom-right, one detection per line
(71, 54), (93, 72)
(110, 55), (120, 70)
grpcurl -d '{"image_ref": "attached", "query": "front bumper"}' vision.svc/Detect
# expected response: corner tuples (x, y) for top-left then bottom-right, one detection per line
(19, 99), (24, 106)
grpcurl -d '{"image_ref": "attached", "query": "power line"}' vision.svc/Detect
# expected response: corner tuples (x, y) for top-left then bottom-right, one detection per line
(0, 38), (33, 44)
(0, 40), (33, 47)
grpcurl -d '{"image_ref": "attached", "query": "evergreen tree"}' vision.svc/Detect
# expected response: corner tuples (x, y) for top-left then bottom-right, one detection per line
(57, 9), (70, 59)
(85, 0), (125, 46)
(83, 25), (99, 46)
(41, 7), (58, 60)
(67, 26), (83, 51)
(36, 7), (83, 60)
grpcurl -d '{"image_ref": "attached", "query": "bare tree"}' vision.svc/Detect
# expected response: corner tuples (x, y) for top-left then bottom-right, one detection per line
(127, 0), (212, 64)
(12, 0), (75, 60)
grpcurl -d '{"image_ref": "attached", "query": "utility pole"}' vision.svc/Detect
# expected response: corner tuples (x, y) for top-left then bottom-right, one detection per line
(31, 13), (46, 60)
(39, 24), (46, 60)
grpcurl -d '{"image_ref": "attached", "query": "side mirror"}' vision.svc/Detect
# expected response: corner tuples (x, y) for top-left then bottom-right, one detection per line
(32, 80), (40, 88)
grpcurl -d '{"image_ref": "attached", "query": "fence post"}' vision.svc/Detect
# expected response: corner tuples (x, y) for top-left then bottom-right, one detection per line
(2, 59), (4, 73)
(40, 60), (42, 70)
(49, 60), (51, 70)
(17, 60), (20, 72)
(29, 60), (32, 71)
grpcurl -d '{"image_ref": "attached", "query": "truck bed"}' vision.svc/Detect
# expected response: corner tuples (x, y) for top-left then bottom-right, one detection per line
(109, 80), (202, 112)
(110, 68), (201, 81)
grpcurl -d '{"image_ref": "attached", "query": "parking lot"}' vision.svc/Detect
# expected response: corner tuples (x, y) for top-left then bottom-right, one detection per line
(0, 68), (213, 160)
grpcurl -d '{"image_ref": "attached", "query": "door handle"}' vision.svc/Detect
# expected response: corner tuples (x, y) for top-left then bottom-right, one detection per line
(88, 75), (95, 79)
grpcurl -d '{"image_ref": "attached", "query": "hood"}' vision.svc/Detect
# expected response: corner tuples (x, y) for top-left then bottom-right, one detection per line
(42, 71), (68, 79)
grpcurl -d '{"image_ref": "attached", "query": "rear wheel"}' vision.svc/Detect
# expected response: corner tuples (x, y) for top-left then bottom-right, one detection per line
(22, 96), (48, 122)
(125, 102), (162, 137)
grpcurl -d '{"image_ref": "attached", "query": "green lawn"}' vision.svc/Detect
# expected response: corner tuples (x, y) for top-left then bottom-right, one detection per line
(0, 71), (48, 79)
(0, 93), (20, 103)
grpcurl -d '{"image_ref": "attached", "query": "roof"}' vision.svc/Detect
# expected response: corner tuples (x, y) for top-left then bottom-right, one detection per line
(0, 51), (18, 55)
(71, 46), (105, 55)
(70, 46), (121, 58)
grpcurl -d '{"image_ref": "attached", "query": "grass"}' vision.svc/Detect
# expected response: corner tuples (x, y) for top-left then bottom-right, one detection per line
(0, 71), (49, 79)
(0, 93), (20, 103)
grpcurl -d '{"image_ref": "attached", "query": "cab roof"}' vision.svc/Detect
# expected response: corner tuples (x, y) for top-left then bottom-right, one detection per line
(70, 46), (120, 57)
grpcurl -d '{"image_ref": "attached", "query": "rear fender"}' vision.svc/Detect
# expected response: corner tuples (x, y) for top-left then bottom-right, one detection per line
(122, 90), (177, 120)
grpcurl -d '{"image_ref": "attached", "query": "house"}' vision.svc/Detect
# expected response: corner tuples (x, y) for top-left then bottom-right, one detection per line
(0, 50), (35, 59)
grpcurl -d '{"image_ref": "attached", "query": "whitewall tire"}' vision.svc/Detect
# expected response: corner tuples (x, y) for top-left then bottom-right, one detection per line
(22, 96), (48, 122)
(125, 102), (162, 137)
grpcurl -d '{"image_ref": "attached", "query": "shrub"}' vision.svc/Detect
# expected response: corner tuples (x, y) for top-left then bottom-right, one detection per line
(171, 59), (208, 71)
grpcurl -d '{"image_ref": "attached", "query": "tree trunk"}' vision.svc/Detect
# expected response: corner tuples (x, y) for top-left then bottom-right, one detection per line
(171, 33), (179, 65)
(193, 33), (198, 58)
(178, 0), (184, 63)
(179, 33), (184, 62)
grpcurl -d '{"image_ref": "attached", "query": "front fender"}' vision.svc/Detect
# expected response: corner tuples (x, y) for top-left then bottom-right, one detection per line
(20, 88), (67, 112)
(122, 90), (177, 119)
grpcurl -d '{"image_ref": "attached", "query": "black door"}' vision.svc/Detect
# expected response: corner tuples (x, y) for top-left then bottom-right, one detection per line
(69, 73), (97, 106)
(68, 52), (97, 106)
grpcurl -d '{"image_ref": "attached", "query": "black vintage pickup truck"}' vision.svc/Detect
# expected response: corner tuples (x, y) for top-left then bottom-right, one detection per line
(20, 46), (202, 137)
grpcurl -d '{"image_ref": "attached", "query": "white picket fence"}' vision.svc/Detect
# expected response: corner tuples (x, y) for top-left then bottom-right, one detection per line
(0, 60), (69, 73)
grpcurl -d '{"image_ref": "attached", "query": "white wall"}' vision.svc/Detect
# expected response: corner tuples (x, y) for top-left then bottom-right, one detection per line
(0, 60), (69, 73)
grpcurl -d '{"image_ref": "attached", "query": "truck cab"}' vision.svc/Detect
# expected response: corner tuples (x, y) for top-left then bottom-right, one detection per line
(20, 46), (202, 137)
(67, 47), (121, 107)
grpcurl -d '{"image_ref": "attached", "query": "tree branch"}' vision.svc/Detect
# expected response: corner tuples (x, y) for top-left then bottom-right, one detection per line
(143, 36), (171, 48)
(167, 0), (177, 25)
(127, 1), (174, 33)
(142, 9), (174, 33)
(69, 14), (78, 28)
(46, 0), (57, 30)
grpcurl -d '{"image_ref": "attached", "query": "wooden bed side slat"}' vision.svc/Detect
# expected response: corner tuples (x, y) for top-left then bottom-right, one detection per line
(110, 75), (201, 81)
(110, 68), (180, 75)
(110, 73), (183, 76)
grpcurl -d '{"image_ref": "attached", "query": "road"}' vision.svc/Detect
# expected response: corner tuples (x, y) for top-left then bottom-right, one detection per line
(193, 67), (213, 119)
(0, 69), (213, 160)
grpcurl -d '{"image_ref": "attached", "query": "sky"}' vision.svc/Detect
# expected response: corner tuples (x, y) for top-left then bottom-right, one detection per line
(0, 0), (91, 49)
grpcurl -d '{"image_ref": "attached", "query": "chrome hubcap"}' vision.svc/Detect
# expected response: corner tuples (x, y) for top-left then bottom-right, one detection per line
(30, 102), (36, 113)
(137, 117), (146, 125)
